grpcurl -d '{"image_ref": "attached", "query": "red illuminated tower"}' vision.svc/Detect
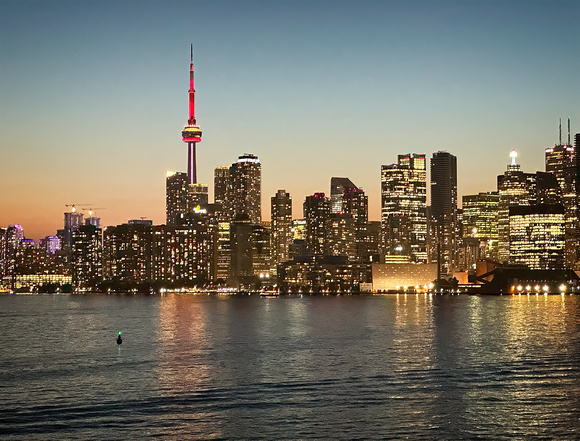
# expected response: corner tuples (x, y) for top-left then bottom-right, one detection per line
(182, 44), (202, 185)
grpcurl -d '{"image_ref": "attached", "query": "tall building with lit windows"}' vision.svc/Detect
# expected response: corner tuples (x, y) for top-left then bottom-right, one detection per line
(166, 171), (189, 225)
(509, 204), (565, 270)
(71, 225), (102, 289)
(545, 118), (578, 269)
(330, 177), (357, 213)
(214, 166), (231, 221)
(103, 222), (153, 284)
(341, 184), (368, 262)
(497, 150), (536, 263)
(271, 190), (293, 268)
(325, 214), (356, 259)
(462, 192), (499, 261)
(230, 154), (262, 223)
(381, 154), (427, 263)
(304, 193), (331, 257)
(430, 151), (458, 276)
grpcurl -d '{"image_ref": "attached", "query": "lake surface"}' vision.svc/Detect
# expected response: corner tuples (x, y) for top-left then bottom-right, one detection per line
(1, 293), (579, 440)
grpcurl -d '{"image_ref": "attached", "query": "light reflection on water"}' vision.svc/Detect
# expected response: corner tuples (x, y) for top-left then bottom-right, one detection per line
(0, 294), (579, 439)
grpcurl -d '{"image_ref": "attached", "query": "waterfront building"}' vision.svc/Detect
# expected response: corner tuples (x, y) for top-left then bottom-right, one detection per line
(545, 118), (578, 269)
(230, 217), (271, 287)
(371, 263), (437, 292)
(229, 154), (262, 224)
(103, 222), (153, 285)
(509, 204), (565, 270)
(71, 225), (102, 290)
(278, 256), (371, 294)
(0, 225), (24, 281)
(151, 219), (216, 286)
(430, 151), (458, 276)
(381, 154), (427, 263)
(303, 193), (331, 257)
(271, 190), (293, 269)
(462, 192), (499, 261)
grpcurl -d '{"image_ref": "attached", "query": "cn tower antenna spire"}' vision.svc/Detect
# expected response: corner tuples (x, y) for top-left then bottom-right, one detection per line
(182, 44), (202, 185)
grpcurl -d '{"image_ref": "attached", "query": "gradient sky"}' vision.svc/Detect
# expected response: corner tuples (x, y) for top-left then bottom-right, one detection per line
(1, 0), (579, 240)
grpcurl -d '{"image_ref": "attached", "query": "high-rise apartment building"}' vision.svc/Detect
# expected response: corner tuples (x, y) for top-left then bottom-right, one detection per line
(166, 172), (209, 225)
(497, 150), (536, 263)
(216, 222), (231, 282)
(71, 225), (102, 290)
(381, 154), (427, 263)
(325, 213), (356, 259)
(214, 165), (231, 221)
(430, 151), (458, 276)
(271, 190), (293, 269)
(303, 193), (331, 257)
(229, 154), (262, 223)
(341, 184), (368, 262)
(230, 218), (271, 286)
(545, 118), (578, 269)
(103, 222), (152, 285)
(166, 171), (189, 225)
(62, 209), (84, 249)
(509, 204), (565, 270)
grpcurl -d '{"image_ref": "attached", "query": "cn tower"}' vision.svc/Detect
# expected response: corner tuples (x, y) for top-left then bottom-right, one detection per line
(181, 44), (202, 185)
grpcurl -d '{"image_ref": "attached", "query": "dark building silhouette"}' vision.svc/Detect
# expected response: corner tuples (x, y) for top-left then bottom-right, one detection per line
(430, 151), (458, 276)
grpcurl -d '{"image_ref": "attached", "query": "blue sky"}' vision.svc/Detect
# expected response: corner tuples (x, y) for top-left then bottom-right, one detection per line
(1, 0), (578, 239)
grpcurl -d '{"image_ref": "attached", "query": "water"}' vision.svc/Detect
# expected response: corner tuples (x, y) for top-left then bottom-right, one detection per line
(1, 294), (579, 440)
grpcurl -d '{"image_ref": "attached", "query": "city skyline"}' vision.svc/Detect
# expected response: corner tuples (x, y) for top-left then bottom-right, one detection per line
(1, 0), (579, 240)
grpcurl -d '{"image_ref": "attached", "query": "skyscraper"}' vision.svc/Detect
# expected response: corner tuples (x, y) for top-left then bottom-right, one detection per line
(62, 208), (84, 249)
(325, 213), (356, 259)
(381, 154), (427, 263)
(509, 204), (565, 270)
(181, 45), (202, 185)
(271, 190), (293, 268)
(497, 150), (536, 263)
(341, 185), (368, 261)
(229, 154), (262, 223)
(330, 177), (357, 214)
(71, 224), (102, 290)
(303, 193), (331, 257)
(430, 151), (458, 276)
(166, 171), (189, 225)
(462, 192), (499, 261)
(214, 165), (231, 220)
(545, 118), (578, 269)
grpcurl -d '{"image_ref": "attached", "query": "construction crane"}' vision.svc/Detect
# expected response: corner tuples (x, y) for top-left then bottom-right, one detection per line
(65, 203), (92, 213)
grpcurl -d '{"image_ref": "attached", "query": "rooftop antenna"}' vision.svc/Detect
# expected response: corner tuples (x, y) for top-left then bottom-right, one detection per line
(559, 118), (562, 145)
(567, 117), (571, 145)
(191, 43), (193, 63)
(510, 149), (518, 167)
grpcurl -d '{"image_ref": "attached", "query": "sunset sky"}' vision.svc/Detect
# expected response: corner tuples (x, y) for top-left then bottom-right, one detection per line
(1, 0), (579, 240)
